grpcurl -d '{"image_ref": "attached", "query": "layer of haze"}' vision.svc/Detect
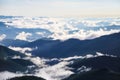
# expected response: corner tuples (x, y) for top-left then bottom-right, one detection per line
(0, 0), (120, 17)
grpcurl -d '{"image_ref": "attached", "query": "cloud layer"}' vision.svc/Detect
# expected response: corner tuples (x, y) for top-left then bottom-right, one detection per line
(1, 17), (120, 41)
(0, 50), (117, 80)
(15, 31), (32, 41)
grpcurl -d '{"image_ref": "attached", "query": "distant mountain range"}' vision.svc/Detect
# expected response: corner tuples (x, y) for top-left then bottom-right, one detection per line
(18, 32), (120, 58)
(1, 32), (120, 58)
(0, 34), (120, 80)
(0, 39), (29, 47)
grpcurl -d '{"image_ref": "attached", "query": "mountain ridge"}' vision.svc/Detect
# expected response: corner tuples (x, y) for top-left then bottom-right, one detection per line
(21, 32), (120, 58)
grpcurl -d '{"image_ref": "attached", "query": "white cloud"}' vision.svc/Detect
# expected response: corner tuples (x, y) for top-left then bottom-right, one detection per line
(9, 46), (33, 53)
(21, 56), (74, 80)
(96, 52), (104, 56)
(36, 32), (47, 37)
(77, 66), (91, 72)
(1, 17), (120, 40)
(0, 71), (23, 80)
(9, 46), (33, 56)
(12, 55), (21, 59)
(50, 29), (120, 40)
(23, 56), (47, 67)
(35, 61), (74, 80)
(0, 34), (6, 41)
(60, 56), (83, 61)
(15, 31), (32, 41)
(60, 52), (116, 61)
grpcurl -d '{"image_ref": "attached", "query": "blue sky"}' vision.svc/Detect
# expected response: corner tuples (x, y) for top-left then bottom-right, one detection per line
(0, 0), (120, 17)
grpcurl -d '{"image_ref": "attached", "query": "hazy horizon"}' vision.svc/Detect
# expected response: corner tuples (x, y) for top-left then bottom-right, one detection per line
(0, 0), (120, 17)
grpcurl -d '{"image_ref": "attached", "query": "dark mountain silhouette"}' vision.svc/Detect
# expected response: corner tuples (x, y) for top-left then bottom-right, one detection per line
(69, 56), (120, 73)
(22, 32), (120, 58)
(0, 58), (34, 72)
(8, 76), (45, 80)
(63, 68), (120, 80)
(63, 56), (120, 80)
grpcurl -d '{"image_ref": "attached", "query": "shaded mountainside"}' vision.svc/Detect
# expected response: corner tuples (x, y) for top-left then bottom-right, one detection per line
(0, 58), (34, 72)
(0, 45), (25, 59)
(63, 56), (120, 80)
(63, 68), (120, 80)
(22, 38), (60, 48)
(22, 32), (120, 58)
(0, 39), (29, 47)
(69, 56), (120, 73)
(8, 76), (45, 80)
(0, 45), (34, 72)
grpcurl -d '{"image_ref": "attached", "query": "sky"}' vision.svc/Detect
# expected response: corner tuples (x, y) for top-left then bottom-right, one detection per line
(0, 0), (120, 17)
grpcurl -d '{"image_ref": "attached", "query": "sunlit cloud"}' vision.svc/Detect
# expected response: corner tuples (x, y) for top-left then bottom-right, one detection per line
(15, 31), (32, 41)
(1, 17), (120, 41)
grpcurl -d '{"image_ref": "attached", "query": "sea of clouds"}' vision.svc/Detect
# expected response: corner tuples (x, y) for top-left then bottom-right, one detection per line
(0, 16), (120, 80)
(0, 17), (120, 41)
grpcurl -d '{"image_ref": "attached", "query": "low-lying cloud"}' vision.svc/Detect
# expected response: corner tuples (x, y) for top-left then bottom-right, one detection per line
(15, 31), (32, 41)
(0, 52), (117, 80)
(34, 61), (74, 80)
(0, 71), (23, 80)
(9, 46), (33, 56)
(1, 17), (120, 41)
